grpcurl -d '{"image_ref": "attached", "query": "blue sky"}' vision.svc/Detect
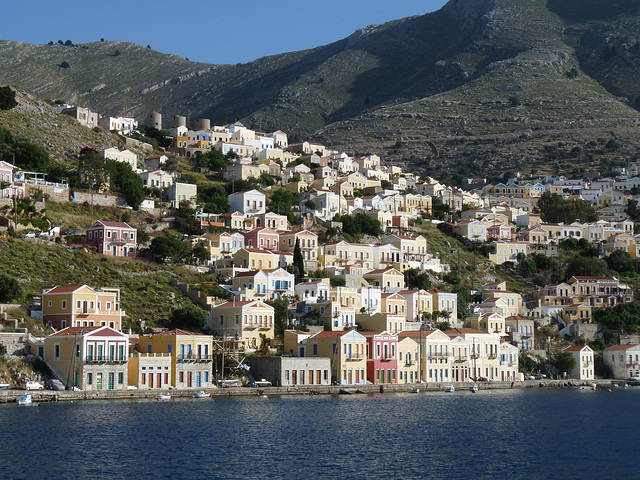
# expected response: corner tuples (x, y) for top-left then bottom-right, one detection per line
(3, 1), (448, 64)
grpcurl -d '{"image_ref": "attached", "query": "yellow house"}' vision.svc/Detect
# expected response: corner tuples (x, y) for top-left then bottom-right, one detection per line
(41, 285), (124, 331)
(138, 329), (214, 389)
(356, 312), (405, 334)
(363, 268), (405, 290)
(208, 300), (275, 349)
(305, 330), (367, 385)
(381, 292), (407, 317)
(397, 336), (420, 384)
(560, 303), (592, 324)
(489, 242), (528, 265)
(470, 312), (506, 336)
(233, 248), (292, 270)
(45, 326), (129, 391)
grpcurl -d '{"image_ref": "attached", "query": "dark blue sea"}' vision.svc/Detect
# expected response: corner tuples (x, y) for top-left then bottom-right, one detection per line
(2, 387), (638, 479)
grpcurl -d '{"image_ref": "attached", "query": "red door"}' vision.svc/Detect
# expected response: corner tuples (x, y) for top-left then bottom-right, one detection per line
(187, 372), (192, 387)
(157, 373), (162, 388)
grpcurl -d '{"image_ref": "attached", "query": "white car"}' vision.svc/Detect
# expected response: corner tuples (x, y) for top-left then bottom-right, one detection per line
(22, 381), (44, 390)
(627, 376), (640, 382)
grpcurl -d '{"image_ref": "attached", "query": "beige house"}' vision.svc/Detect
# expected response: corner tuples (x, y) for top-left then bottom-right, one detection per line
(397, 336), (420, 384)
(101, 147), (138, 170)
(603, 344), (640, 379)
(563, 345), (594, 380)
(208, 300), (275, 349)
(45, 326), (128, 391)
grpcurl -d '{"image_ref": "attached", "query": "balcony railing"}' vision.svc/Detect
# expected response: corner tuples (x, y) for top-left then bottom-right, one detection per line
(381, 356), (395, 362)
(177, 354), (213, 362)
(428, 352), (449, 358)
(454, 357), (469, 363)
(85, 356), (126, 363)
(346, 355), (363, 361)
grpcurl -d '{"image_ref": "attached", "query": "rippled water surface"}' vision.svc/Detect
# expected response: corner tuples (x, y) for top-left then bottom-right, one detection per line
(2, 387), (638, 479)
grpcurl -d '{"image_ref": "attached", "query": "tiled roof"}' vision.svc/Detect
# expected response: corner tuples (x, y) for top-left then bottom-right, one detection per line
(50, 326), (100, 336)
(604, 344), (638, 351)
(46, 285), (85, 294)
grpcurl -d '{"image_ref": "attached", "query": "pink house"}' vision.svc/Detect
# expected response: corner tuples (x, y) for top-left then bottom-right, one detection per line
(242, 227), (279, 251)
(86, 221), (137, 257)
(0, 161), (25, 199)
(362, 331), (398, 384)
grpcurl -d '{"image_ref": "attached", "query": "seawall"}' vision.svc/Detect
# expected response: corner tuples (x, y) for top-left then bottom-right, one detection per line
(0, 378), (624, 404)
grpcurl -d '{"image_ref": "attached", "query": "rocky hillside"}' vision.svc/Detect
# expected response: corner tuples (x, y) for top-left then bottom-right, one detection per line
(1, 0), (640, 180)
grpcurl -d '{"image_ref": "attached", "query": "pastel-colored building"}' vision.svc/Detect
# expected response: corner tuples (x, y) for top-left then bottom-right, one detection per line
(85, 220), (137, 258)
(603, 344), (640, 379)
(362, 331), (398, 384)
(563, 345), (594, 380)
(41, 284), (124, 331)
(138, 329), (214, 389)
(45, 326), (128, 391)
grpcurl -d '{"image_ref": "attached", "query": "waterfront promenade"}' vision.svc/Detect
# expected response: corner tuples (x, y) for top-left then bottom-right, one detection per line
(0, 378), (621, 403)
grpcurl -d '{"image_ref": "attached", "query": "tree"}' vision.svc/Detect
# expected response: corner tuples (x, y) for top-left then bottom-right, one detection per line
(136, 228), (150, 245)
(404, 268), (432, 291)
(169, 305), (206, 332)
(293, 238), (304, 281)
(0, 272), (22, 302)
(554, 350), (576, 376)
(149, 235), (190, 263)
(536, 191), (597, 223)
(605, 250), (635, 274)
(192, 245), (211, 265)
(64, 40), (73, 46)
(59, 61), (70, 69)
(0, 86), (17, 111)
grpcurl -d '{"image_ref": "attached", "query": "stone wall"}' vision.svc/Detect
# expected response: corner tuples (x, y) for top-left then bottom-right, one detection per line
(26, 184), (69, 203)
(0, 332), (33, 356)
(72, 191), (128, 208)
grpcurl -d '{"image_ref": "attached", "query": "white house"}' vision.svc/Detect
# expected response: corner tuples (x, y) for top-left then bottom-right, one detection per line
(228, 189), (266, 215)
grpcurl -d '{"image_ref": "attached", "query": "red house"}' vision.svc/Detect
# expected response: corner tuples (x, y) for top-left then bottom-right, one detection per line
(242, 227), (279, 251)
(86, 221), (137, 257)
(362, 331), (398, 384)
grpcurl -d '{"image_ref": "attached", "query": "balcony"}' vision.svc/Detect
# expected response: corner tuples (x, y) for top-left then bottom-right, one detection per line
(453, 357), (469, 363)
(177, 354), (213, 362)
(345, 355), (363, 361)
(84, 356), (126, 364)
(428, 352), (449, 358)
(380, 356), (396, 362)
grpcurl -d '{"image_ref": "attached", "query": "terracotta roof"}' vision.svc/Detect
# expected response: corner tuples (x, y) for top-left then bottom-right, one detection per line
(444, 328), (487, 335)
(151, 329), (206, 337)
(45, 285), (85, 294)
(564, 345), (591, 352)
(398, 330), (435, 338)
(604, 344), (638, 351)
(310, 330), (350, 339)
(50, 326), (100, 336)
(91, 220), (134, 229)
(213, 301), (260, 308)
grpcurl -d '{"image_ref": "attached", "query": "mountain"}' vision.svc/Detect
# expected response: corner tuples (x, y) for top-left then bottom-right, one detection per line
(2, 0), (640, 182)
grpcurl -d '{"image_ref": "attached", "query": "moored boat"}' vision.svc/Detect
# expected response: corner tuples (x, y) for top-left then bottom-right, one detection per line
(469, 383), (479, 393)
(155, 393), (171, 401)
(0, 383), (10, 390)
(17, 394), (32, 405)
(444, 384), (455, 393)
(192, 391), (210, 398)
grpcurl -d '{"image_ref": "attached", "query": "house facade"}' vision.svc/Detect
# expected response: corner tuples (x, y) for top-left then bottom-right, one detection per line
(86, 220), (137, 257)
(41, 284), (124, 331)
(45, 326), (128, 391)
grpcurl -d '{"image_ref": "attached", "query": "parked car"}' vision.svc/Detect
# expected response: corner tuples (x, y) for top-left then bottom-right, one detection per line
(21, 232), (36, 239)
(534, 373), (547, 380)
(251, 379), (272, 387)
(627, 376), (640, 382)
(22, 381), (44, 390)
(220, 379), (242, 388)
(524, 374), (536, 380)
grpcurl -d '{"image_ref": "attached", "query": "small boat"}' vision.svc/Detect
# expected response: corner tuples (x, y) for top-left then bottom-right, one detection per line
(192, 391), (210, 398)
(0, 383), (10, 390)
(17, 394), (32, 405)
(469, 384), (479, 393)
(409, 388), (420, 394)
(155, 393), (171, 401)
(444, 384), (455, 393)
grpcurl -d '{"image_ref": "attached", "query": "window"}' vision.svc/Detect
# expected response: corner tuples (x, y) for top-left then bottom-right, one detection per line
(87, 373), (93, 385)
(54, 344), (60, 361)
(62, 300), (67, 309)
(118, 372), (123, 384)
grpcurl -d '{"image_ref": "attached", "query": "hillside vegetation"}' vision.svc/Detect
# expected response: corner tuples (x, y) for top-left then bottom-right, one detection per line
(1, 1), (640, 182)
